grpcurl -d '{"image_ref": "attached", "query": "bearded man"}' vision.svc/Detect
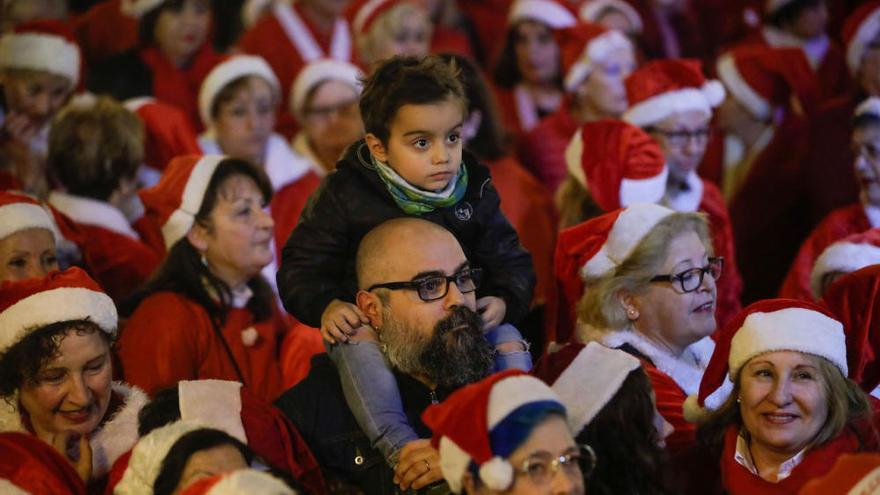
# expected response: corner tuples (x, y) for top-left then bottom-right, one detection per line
(275, 218), (528, 494)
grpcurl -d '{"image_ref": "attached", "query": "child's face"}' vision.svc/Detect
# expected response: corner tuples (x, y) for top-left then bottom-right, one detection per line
(368, 96), (464, 192)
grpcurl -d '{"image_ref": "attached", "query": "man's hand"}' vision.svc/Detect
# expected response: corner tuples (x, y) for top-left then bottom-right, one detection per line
(393, 439), (442, 490)
(477, 296), (506, 331)
(320, 299), (369, 344)
(47, 431), (92, 482)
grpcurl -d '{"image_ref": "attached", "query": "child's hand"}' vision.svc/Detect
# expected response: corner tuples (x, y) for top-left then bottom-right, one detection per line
(321, 299), (369, 344)
(477, 296), (506, 331)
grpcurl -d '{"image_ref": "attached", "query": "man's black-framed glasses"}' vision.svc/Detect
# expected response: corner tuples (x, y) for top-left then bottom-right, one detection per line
(367, 267), (483, 302)
(650, 257), (724, 293)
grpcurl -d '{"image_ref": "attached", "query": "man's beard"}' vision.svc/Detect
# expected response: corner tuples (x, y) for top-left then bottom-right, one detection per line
(381, 306), (495, 389)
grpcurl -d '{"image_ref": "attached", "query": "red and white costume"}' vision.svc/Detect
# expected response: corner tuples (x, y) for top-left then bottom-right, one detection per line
(0, 432), (87, 495)
(125, 97), (202, 188)
(239, 1), (352, 139)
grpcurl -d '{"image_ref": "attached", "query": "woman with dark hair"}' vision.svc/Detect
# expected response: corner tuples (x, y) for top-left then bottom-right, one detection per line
(119, 155), (287, 401)
(491, 0), (576, 137)
(87, 0), (224, 131)
(535, 342), (675, 495)
(0, 268), (148, 487)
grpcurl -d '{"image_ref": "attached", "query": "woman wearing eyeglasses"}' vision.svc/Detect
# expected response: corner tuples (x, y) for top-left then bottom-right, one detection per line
(560, 203), (718, 456)
(424, 369), (593, 494)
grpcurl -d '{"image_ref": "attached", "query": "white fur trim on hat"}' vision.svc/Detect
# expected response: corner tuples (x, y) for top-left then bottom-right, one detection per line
(717, 53), (770, 121)
(810, 241), (880, 298)
(564, 29), (632, 92)
(120, 0), (165, 18)
(487, 375), (561, 429)
(205, 469), (296, 495)
(0, 32), (79, 85)
(352, 0), (391, 35)
(0, 202), (57, 242)
(623, 80), (725, 126)
(179, 380), (248, 445)
(682, 377), (734, 423)
(619, 169), (668, 207)
(199, 56), (280, 128)
(856, 97), (880, 120)
(847, 8), (880, 76)
(438, 436), (471, 493)
(115, 421), (208, 495)
(579, 0), (642, 33)
(729, 307), (847, 380)
(0, 287), (116, 354)
(0, 480), (28, 495)
(552, 342), (640, 434)
(290, 59), (363, 119)
(581, 203), (675, 279)
(161, 155), (225, 249)
(508, 0), (577, 28)
(479, 456), (515, 491)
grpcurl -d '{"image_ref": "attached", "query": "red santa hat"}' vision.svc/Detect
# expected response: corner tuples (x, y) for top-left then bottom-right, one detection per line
(421, 370), (566, 493)
(140, 154), (226, 249)
(810, 229), (880, 299)
(800, 453), (880, 495)
(180, 469), (296, 495)
(716, 45), (817, 121)
(120, 0), (167, 18)
(199, 55), (280, 129)
(842, 2), (880, 78)
(507, 0), (577, 28)
(535, 342), (641, 435)
(0, 267), (116, 354)
(0, 432), (86, 495)
(0, 20), (81, 85)
(346, 0), (424, 37)
(578, 0), (643, 34)
(115, 421), (209, 495)
(623, 59), (725, 127)
(683, 298), (847, 422)
(823, 264), (880, 395)
(0, 191), (62, 244)
(290, 58), (363, 120)
(125, 97), (202, 174)
(564, 119), (667, 211)
(557, 22), (633, 93)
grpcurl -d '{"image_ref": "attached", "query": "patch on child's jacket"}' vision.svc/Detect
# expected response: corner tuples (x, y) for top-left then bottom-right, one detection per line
(454, 201), (473, 221)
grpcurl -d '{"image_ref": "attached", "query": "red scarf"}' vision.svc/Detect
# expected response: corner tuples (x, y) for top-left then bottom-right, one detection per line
(720, 425), (860, 495)
(139, 43), (223, 132)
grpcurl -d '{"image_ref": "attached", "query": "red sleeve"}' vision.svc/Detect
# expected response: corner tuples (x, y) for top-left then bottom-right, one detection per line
(644, 365), (695, 455)
(117, 293), (205, 396)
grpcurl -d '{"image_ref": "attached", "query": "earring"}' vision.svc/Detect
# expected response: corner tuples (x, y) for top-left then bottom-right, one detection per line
(736, 396), (742, 404)
(200, 253), (209, 268)
(627, 308), (637, 319)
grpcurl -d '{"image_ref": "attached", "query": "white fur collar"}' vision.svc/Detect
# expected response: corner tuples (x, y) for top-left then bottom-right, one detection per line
(578, 325), (714, 396)
(663, 170), (703, 213)
(864, 203), (880, 229)
(198, 133), (312, 192)
(48, 191), (139, 239)
(0, 382), (148, 479)
(513, 84), (539, 132)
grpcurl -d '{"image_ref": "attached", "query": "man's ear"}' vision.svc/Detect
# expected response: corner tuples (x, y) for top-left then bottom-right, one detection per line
(356, 289), (384, 329)
(364, 133), (388, 163)
(185, 223), (209, 253)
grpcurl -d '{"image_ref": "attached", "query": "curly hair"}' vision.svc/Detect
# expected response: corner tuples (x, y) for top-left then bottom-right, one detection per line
(0, 320), (112, 399)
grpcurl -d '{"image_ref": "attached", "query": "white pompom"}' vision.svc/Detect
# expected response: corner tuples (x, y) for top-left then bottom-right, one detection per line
(702, 80), (726, 107)
(479, 457), (514, 491)
(682, 394), (707, 424)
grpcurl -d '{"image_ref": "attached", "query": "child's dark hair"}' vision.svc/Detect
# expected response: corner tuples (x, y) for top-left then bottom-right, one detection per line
(767, 0), (825, 29)
(152, 428), (255, 495)
(359, 55), (466, 145)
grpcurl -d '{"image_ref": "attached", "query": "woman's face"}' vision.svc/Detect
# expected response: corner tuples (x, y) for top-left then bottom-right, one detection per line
(301, 80), (362, 161)
(575, 51), (636, 118)
(171, 444), (248, 494)
(0, 70), (73, 130)
(471, 415), (584, 494)
(194, 174), (274, 287)
(852, 124), (880, 206)
(0, 228), (57, 282)
(153, 0), (212, 66)
(214, 77), (276, 166)
(513, 21), (560, 85)
(18, 329), (113, 439)
(629, 229), (717, 351)
(371, 9), (431, 62)
(739, 351), (829, 459)
(596, 9), (636, 35)
(648, 109), (712, 181)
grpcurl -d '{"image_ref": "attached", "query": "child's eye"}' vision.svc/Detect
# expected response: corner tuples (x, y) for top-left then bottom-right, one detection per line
(447, 133), (461, 144)
(413, 138), (430, 150)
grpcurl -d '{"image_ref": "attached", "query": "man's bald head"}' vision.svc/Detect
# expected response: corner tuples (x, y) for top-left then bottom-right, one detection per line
(356, 218), (464, 290)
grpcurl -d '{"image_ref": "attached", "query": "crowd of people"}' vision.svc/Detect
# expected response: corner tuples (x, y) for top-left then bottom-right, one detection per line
(3, 0), (880, 493)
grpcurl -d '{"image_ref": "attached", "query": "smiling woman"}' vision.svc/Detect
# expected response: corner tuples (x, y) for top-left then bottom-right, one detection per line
(0, 191), (61, 283)
(0, 268), (148, 485)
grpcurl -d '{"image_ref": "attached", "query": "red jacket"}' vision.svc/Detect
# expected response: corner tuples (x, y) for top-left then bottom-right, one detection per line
(119, 292), (287, 402)
(518, 105), (578, 194)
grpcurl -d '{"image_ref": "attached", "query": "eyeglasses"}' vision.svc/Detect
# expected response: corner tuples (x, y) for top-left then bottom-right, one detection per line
(367, 268), (482, 302)
(515, 444), (596, 486)
(647, 127), (711, 147)
(650, 257), (724, 293)
(303, 98), (359, 122)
